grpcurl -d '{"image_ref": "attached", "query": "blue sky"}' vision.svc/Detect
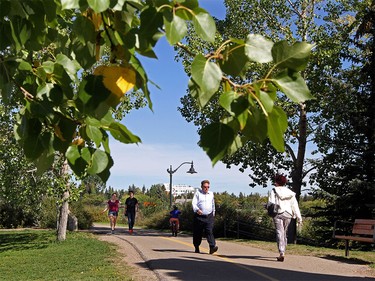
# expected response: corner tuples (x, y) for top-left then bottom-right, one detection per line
(106, 1), (269, 196)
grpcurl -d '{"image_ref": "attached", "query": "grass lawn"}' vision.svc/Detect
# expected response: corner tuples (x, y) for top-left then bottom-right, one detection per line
(0, 230), (130, 281)
(220, 238), (375, 272)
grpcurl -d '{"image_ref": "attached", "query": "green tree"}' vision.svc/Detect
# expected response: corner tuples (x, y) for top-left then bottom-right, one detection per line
(1, 0), (312, 239)
(310, 0), (375, 228)
(178, 0), (373, 241)
(0, 106), (42, 227)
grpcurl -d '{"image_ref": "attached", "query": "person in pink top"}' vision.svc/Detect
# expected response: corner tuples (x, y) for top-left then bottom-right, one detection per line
(102, 192), (121, 234)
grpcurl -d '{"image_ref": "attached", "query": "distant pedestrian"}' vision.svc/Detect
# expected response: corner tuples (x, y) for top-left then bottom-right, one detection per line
(169, 205), (181, 236)
(268, 174), (302, 262)
(102, 192), (121, 234)
(192, 179), (218, 254)
(124, 190), (138, 234)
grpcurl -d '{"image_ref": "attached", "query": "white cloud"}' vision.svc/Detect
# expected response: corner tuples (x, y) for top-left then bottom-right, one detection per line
(107, 141), (268, 196)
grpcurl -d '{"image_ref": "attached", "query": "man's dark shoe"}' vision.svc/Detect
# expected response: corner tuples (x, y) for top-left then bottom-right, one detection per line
(209, 245), (218, 254)
(194, 246), (200, 253)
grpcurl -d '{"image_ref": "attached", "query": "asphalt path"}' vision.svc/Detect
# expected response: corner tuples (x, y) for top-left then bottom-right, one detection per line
(90, 225), (375, 281)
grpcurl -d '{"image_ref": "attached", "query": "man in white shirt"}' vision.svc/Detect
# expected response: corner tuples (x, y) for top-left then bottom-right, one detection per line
(192, 179), (218, 254)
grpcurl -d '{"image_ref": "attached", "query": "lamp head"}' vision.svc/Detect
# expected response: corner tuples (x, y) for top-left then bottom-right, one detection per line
(187, 162), (197, 174)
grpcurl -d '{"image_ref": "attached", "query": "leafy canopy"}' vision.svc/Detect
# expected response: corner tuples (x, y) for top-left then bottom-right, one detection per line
(0, 0), (313, 181)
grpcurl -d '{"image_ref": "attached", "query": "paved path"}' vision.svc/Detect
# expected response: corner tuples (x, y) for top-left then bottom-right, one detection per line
(90, 225), (375, 281)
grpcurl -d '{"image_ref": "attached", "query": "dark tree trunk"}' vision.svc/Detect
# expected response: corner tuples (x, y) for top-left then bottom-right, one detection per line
(289, 102), (307, 244)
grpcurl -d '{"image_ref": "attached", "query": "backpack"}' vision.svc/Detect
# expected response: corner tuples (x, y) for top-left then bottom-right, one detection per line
(266, 188), (279, 217)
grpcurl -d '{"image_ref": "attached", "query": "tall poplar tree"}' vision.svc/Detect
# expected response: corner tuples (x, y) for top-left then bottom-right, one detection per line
(178, 0), (373, 241)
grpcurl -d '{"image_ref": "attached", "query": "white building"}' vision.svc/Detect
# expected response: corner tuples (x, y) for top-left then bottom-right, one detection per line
(163, 183), (198, 197)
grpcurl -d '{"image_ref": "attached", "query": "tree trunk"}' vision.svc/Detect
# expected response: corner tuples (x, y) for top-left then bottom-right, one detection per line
(289, 102), (308, 244)
(57, 190), (69, 241)
(57, 160), (70, 241)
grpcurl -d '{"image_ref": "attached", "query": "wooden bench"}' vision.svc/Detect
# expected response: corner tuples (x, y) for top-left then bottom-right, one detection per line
(333, 219), (375, 256)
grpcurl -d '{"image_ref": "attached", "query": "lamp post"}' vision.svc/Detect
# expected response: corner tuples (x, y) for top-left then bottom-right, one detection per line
(167, 161), (197, 208)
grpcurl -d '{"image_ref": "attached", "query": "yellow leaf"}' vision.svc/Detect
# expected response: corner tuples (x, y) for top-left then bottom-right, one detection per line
(94, 66), (136, 98)
(72, 138), (85, 146)
(54, 125), (66, 141)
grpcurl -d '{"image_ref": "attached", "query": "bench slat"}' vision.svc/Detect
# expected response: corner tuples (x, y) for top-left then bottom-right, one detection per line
(335, 235), (375, 243)
(353, 220), (375, 235)
(354, 219), (375, 225)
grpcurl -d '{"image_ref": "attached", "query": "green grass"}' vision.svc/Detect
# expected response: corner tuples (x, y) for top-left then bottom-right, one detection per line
(219, 238), (375, 272)
(1, 229), (374, 280)
(0, 230), (131, 281)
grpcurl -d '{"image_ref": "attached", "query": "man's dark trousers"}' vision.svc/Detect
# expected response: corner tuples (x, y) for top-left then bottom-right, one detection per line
(193, 213), (215, 248)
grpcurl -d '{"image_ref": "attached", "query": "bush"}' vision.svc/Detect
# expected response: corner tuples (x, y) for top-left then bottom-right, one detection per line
(71, 200), (102, 229)
(39, 197), (58, 229)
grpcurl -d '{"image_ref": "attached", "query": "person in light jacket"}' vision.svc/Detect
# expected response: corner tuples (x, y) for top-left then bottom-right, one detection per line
(268, 174), (302, 262)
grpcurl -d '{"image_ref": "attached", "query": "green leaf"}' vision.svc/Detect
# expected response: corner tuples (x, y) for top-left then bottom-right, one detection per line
(77, 75), (111, 119)
(86, 116), (102, 127)
(97, 154), (113, 182)
(53, 64), (74, 99)
(267, 106), (288, 152)
(242, 107), (268, 143)
(56, 54), (81, 82)
(254, 82), (276, 113)
(189, 78), (219, 109)
(140, 7), (163, 37)
(72, 15), (96, 44)
(245, 34), (274, 63)
(108, 122), (141, 144)
(87, 0), (110, 13)
(86, 125), (103, 147)
(17, 59), (32, 71)
(219, 91), (249, 116)
(200, 122), (236, 165)
(34, 144), (55, 176)
(192, 8), (216, 43)
(87, 149), (108, 174)
(16, 117), (45, 159)
(191, 54), (222, 106)
(81, 147), (91, 163)
(66, 145), (80, 165)
(272, 69), (314, 103)
(219, 43), (248, 77)
(61, 0), (79, 10)
(227, 135), (244, 156)
(57, 117), (77, 143)
(272, 41), (313, 71)
(259, 90), (275, 113)
(163, 11), (187, 45)
(66, 145), (89, 177)
(130, 55), (153, 110)
(101, 131), (111, 154)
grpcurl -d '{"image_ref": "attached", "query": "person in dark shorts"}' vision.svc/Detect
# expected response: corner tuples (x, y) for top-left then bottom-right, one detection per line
(102, 192), (121, 234)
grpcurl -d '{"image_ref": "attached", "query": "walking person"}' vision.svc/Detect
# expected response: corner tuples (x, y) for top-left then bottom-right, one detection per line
(268, 174), (302, 262)
(192, 179), (218, 254)
(169, 205), (181, 236)
(102, 192), (121, 234)
(124, 190), (138, 234)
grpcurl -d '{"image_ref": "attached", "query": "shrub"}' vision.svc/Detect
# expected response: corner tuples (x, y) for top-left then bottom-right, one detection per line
(39, 197), (58, 229)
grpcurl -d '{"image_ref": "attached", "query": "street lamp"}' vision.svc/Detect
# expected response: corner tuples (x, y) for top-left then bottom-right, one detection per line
(167, 161), (197, 208)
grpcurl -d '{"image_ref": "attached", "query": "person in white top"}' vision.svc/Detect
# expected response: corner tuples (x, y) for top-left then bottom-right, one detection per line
(268, 174), (302, 262)
(192, 179), (218, 254)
